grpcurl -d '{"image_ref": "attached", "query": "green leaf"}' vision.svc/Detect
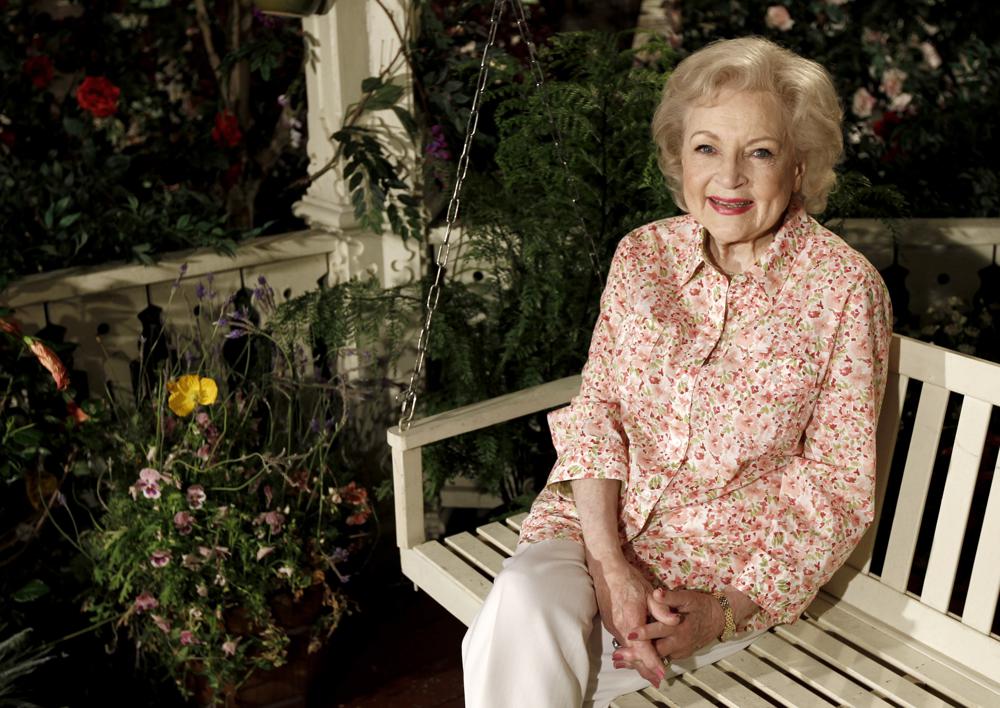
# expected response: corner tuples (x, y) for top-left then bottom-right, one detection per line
(14, 579), (50, 603)
(58, 213), (81, 229)
(365, 84), (404, 111)
(62, 117), (85, 137)
(391, 106), (418, 138)
(361, 76), (383, 93)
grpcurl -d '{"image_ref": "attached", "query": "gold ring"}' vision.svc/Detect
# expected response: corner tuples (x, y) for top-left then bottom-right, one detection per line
(661, 655), (671, 668)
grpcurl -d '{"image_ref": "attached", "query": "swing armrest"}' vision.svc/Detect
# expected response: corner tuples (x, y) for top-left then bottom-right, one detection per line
(387, 374), (580, 550)
(386, 374), (581, 451)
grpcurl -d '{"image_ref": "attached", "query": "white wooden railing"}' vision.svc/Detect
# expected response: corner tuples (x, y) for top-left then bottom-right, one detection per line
(2, 218), (998, 401)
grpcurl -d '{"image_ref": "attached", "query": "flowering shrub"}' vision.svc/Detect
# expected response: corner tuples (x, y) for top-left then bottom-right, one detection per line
(678, 1), (1000, 217)
(0, 3), (310, 286)
(85, 274), (384, 701)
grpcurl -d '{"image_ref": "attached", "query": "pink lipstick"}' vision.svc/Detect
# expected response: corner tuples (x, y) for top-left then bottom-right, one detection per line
(708, 196), (754, 215)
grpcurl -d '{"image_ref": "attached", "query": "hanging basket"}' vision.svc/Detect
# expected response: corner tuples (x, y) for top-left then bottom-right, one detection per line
(253, 0), (334, 17)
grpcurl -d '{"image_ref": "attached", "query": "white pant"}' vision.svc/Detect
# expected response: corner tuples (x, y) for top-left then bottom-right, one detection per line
(462, 539), (766, 708)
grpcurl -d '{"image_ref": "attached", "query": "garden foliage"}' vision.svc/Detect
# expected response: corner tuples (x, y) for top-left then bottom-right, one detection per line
(0, 1), (311, 288)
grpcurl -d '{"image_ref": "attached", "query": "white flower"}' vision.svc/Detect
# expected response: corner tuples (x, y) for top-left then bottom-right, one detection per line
(851, 87), (877, 118)
(920, 41), (942, 69)
(880, 68), (908, 98)
(765, 5), (794, 31)
(889, 93), (913, 112)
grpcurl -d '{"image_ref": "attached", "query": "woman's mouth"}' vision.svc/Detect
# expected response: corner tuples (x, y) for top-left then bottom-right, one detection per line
(708, 197), (754, 215)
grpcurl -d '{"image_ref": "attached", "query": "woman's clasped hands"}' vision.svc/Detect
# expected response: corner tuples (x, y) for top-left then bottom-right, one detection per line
(606, 584), (727, 686)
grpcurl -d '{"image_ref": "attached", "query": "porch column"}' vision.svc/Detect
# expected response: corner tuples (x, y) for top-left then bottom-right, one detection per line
(294, 0), (421, 288)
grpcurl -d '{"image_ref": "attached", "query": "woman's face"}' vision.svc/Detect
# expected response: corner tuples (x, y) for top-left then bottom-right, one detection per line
(680, 90), (802, 247)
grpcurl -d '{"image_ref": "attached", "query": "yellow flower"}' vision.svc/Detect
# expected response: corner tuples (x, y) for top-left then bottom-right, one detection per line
(166, 375), (218, 417)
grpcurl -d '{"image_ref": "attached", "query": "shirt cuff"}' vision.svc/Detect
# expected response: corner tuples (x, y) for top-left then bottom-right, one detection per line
(730, 550), (817, 628)
(545, 404), (629, 487)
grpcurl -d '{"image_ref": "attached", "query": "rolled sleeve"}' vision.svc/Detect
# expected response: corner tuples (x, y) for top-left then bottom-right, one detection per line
(545, 236), (637, 488)
(732, 270), (893, 627)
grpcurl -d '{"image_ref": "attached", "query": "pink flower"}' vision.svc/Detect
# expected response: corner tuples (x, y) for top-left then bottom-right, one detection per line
(179, 630), (199, 646)
(195, 411), (210, 428)
(150, 550), (172, 568)
(139, 468), (161, 484)
(880, 68), (907, 98)
(256, 546), (275, 561)
(254, 511), (285, 534)
(173, 511), (194, 535)
(222, 639), (239, 656)
(134, 592), (158, 612)
(151, 614), (171, 633)
(341, 482), (369, 506)
(346, 511), (369, 526)
(195, 444), (211, 460)
(851, 87), (876, 118)
(765, 5), (794, 31)
(187, 485), (206, 509)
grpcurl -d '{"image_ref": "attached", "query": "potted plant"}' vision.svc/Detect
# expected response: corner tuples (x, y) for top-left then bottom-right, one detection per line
(84, 272), (390, 703)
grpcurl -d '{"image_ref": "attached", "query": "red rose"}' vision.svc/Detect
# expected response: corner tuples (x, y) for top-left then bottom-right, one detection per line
(211, 110), (243, 148)
(23, 55), (54, 89)
(76, 76), (121, 118)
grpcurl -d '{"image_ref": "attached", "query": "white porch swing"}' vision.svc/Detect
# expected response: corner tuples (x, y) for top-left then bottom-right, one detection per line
(386, 1), (1000, 704)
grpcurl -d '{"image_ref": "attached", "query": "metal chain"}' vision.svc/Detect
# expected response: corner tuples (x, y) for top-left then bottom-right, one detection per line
(398, 0), (507, 431)
(397, 0), (603, 431)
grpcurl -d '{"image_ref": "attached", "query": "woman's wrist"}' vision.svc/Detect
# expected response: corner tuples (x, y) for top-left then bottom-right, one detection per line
(721, 586), (760, 628)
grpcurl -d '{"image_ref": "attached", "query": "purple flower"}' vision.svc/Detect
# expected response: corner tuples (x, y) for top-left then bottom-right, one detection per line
(195, 283), (207, 300)
(134, 592), (158, 612)
(309, 418), (321, 434)
(150, 550), (172, 568)
(225, 329), (246, 340)
(425, 124), (451, 161)
(187, 484), (206, 509)
(141, 480), (161, 500)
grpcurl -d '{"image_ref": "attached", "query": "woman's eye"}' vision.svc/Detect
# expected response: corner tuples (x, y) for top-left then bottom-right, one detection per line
(750, 148), (774, 159)
(694, 144), (715, 155)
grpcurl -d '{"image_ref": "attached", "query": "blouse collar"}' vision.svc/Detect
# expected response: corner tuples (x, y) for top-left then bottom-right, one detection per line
(676, 199), (809, 300)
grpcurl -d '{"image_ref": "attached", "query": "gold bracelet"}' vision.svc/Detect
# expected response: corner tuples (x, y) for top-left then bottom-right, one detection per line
(711, 591), (737, 642)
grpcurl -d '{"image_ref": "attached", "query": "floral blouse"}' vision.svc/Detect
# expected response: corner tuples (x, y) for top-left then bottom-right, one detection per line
(518, 204), (893, 632)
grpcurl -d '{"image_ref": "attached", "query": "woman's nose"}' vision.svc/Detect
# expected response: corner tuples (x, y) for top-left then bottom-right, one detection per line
(715, 156), (746, 189)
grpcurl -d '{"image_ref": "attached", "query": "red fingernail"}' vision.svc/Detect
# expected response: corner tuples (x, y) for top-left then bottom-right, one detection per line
(627, 632), (637, 640)
(612, 653), (622, 661)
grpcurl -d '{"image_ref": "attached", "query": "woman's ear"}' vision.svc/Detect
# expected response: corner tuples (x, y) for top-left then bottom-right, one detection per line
(793, 161), (804, 194)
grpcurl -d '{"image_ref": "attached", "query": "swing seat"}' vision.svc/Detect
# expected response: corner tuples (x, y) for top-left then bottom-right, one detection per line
(387, 334), (1000, 706)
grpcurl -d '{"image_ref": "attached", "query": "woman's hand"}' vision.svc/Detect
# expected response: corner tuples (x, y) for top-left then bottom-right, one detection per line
(590, 558), (675, 684)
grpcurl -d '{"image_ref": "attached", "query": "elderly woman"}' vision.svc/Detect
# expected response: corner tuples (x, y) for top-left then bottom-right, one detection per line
(462, 36), (892, 707)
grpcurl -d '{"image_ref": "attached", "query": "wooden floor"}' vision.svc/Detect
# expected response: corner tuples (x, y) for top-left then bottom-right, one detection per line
(313, 566), (467, 707)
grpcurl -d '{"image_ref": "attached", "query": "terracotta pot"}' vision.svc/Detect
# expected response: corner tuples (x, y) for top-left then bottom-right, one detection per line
(252, 0), (335, 17)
